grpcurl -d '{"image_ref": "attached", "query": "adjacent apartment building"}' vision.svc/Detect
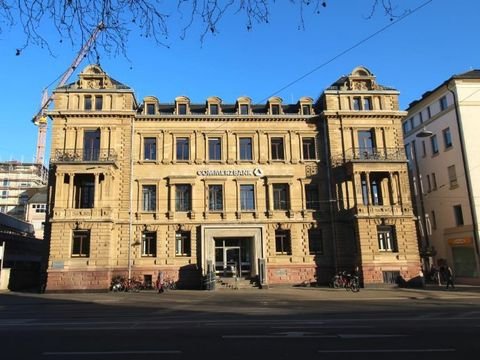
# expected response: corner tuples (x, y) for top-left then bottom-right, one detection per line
(403, 70), (480, 284)
(44, 64), (420, 291)
(0, 161), (48, 220)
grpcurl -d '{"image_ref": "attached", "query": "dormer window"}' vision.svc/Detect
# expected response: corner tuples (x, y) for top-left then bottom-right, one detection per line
(240, 104), (249, 115)
(146, 103), (156, 115)
(302, 104), (311, 115)
(178, 103), (187, 115)
(271, 104), (280, 115)
(210, 104), (219, 115)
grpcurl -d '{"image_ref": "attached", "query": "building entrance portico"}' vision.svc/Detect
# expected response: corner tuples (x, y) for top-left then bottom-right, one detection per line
(201, 225), (265, 279)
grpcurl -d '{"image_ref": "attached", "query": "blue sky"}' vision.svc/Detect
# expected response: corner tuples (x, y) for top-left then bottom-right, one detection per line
(0, 0), (478, 163)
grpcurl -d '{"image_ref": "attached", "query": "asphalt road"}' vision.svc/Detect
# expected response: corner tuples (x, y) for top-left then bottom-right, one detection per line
(1, 286), (479, 359)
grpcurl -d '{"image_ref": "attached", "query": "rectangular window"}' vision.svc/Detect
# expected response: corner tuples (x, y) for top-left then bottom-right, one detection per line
(175, 184), (191, 212)
(302, 104), (311, 115)
(430, 134), (439, 154)
(419, 111), (423, 123)
(431, 172), (437, 191)
(453, 205), (464, 226)
(2, 178), (8, 186)
(208, 137), (222, 161)
(239, 137), (253, 161)
(84, 95), (92, 110)
(144, 137), (157, 160)
(83, 129), (100, 161)
(377, 225), (397, 252)
(275, 230), (291, 255)
(72, 230), (90, 257)
(240, 184), (255, 211)
(208, 185), (223, 211)
(240, 104), (249, 115)
(308, 229), (323, 255)
(421, 140), (426, 157)
(178, 103), (187, 115)
(353, 97), (361, 110)
(305, 184), (320, 210)
(363, 97), (372, 110)
(142, 231), (157, 257)
(209, 103), (219, 115)
(271, 104), (280, 115)
(302, 137), (316, 160)
(142, 185), (156, 212)
(176, 137), (190, 161)
(1, 190), (8, 199)
(146, 103), (155, 115)
(175, 231), (191, 256)
(273, 184), (289, 210)
(426, 174), (431, 192)
(271, 137), (285, 160)
(440, 96), (448, 111)
(443, 127), (452, 148)
(427, 106), (432, 118)
(431, 210), (437, 230)
(74, 174), (95, 209)
(95, 96), (103, 110)
(448, 165), (458, 188)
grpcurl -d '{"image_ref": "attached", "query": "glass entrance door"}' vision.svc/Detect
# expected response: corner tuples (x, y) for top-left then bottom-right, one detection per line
(214, 238), (251, 277)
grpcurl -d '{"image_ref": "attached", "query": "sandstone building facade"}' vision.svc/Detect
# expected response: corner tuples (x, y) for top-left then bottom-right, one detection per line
(45, 65), (420, 290)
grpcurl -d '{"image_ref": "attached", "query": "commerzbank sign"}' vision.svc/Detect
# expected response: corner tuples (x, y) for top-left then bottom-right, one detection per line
(197, 168), (264, 177)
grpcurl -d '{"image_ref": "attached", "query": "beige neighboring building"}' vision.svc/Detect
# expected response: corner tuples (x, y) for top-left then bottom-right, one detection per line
(25, 187), (47, 239)
(403, 70), (480, 284)
(44, 64), (420, 291)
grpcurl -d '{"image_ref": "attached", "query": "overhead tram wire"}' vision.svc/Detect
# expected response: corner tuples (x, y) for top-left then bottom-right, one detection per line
(255, 0), (434, 105)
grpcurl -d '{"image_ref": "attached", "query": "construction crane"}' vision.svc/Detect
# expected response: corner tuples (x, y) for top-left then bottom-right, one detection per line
(32, 22), (105, 165)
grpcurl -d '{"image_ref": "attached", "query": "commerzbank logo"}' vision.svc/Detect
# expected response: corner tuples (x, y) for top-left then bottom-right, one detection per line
(197, 168), (264, 177)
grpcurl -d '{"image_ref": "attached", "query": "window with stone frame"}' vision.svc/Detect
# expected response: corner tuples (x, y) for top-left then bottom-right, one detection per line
(144, 137), (157, 161)
(74, 174), (95, 209)
(176, 137), (190, 161)
(273, 184), (289, 210)
(240, 184), (255, 211)
(377, 225), (398, 252)
(308, 229), (323, 255)
(275, 229), (292, 255)
(72, 230), (90, 257)
(142, 185), (156, 212)
(239, 137), (253, 161)
(305, 184), (320, 210)
(175, 231), (191, 256)
(175, 184), (191, 212)
(271, 137), (285, 160)
(142, 231), (157, 257)
(208, 137), (222, 161)
(302, 137), (316, 160)
(208, 185), (223, 211)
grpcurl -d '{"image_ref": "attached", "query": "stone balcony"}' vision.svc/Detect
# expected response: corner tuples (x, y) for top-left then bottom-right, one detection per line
(332, 147), (406, 166)
(51, 148), (118, 164)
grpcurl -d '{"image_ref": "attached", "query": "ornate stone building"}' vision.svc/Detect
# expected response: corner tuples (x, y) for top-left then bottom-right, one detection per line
(44, 65), (419, 290)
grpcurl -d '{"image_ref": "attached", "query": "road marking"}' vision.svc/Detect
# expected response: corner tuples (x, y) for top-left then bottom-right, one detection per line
(224, 332), (405, 339)
(43, 350), (181, 356)
(318, 349), (456, 353)
(272, 325), (371, 329)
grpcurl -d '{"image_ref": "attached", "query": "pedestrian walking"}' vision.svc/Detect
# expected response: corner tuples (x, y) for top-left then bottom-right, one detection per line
(156, 271), (165, 293)
(445, 265), (455, 290)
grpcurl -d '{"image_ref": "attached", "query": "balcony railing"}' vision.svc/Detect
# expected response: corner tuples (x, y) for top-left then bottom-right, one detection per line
(332, 147), (406, 165)
(52, 149), (117, 163)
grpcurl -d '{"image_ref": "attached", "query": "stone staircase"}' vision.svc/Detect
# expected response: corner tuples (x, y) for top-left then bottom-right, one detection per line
(216, 276), (258, 290)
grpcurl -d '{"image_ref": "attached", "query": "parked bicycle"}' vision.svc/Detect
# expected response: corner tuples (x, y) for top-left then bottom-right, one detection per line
(329, 271), (360, 292)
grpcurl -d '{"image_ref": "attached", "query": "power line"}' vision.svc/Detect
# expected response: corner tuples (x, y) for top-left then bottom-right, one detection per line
(256, 0), (434, 104)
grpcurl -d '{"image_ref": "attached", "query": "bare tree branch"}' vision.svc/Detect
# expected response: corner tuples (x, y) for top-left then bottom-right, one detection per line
(0, 1), (407, 57)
